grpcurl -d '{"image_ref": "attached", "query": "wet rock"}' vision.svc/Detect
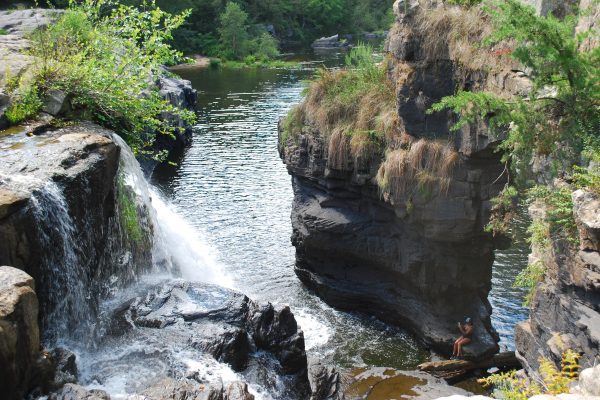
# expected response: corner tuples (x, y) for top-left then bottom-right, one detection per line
(141, 378), (222, 400)
(311, 35), (350, 49)
(224, 381), (254, 400)
(51, 347), (78, 388)
(111, 280), (309, 391)
(0, 266), (40, 400)
(248, 303), (307, 374)
(49, 384), (110, 400)
(345, 368), (470, 400)
(308, 359), (344, 400)
(0, 124), (154, 338)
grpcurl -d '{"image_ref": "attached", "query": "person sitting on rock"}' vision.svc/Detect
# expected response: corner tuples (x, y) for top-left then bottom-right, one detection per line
(452, 317), (474, 359)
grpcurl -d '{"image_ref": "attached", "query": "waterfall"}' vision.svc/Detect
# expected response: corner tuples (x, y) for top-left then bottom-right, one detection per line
(112, 133), (231, 288)
(28, 180), (92, 344)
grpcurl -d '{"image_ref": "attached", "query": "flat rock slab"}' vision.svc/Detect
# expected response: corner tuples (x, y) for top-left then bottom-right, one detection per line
(344, 367), (470, 400)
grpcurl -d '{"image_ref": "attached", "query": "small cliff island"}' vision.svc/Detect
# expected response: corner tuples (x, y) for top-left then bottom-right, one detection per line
(1, 0), (599, 399)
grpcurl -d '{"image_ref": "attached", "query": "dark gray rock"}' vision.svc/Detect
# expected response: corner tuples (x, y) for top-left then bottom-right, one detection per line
(42, 90), (71, 117)
(308, 359), (344, 400)
(49, 384), (110, 400)
(109, 280), (309, 395)
(516, 191), (600, 373)
(140, 74), (197, 176)
(0, 124), (154, 340)
(51, 347), (78, 388)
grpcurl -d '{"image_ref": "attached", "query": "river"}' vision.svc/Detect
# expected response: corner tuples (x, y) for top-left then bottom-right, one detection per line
(151, 58), (530, 373)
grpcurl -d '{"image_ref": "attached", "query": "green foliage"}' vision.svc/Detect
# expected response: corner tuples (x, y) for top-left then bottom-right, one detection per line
(117, 176), (143, 243)
(485, 185), (519, 237)
(321, 43), (387, 105)
(446, 0), (483, 6)
(430, 0), (599, 183)
(253, 32), (280, 61)
(514, 260), (546, 306)
(527, 185), (578, 245)
(16, 0), (196, 156)
(479, 350), (581, 399)
(0, 28), (9, 35)
(3, 74), (43, 124)
(218, 2), (251, 59)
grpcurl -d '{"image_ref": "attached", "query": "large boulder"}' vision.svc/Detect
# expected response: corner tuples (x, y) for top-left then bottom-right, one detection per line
(0, 266), (40, 400)
(111, 280), (308, 379)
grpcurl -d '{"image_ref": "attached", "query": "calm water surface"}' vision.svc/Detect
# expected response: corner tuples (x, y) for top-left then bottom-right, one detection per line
(153, 61), (529, 371)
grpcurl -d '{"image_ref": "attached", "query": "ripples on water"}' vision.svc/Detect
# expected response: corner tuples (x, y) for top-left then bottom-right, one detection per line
(153, 64), (528, 370)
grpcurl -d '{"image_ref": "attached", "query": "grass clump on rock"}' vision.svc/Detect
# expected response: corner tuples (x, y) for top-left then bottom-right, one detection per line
(283, 43), (398, 170)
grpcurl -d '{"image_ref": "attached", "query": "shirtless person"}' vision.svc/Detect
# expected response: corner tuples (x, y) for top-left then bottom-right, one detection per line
(452, 317), (473, 359)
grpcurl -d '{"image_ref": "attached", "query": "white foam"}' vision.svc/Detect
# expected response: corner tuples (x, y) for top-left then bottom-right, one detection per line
(150, 189), (233, 288)
(293, 308), (332, 351)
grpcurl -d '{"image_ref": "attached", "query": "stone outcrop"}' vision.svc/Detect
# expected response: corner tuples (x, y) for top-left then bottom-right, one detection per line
(311, 34), (351, 49)
(140, 74), (198, 175)
(105, 279), (309, 398)
(0, 123), (155, 339)
(111, 280), (308, 377)
(279, 0), (538, 360)
(515, 191), (600, 373)
(0, 266), (40, 400)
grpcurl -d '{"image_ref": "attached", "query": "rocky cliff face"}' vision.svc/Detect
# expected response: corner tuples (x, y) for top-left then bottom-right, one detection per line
(0, 122), (155, 341)
(516, 191), (600, 373)
(279, 0), (535, 360)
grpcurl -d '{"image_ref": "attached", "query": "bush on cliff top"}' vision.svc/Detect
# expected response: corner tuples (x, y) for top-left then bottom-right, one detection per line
(6, 0), (195, 157)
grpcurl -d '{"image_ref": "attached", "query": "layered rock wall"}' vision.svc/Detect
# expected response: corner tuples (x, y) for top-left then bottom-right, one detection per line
(516, 191), (600, 372)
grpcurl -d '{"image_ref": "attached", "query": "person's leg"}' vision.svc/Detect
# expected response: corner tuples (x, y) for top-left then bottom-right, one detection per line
(453, 339), (459, 356)
(458, 338), (471, 356)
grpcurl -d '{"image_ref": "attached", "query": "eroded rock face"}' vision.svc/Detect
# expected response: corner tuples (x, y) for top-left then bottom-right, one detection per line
(0, 266), (40, 400)
(516, 191), (600, 373)
(0, 123), (154, 340)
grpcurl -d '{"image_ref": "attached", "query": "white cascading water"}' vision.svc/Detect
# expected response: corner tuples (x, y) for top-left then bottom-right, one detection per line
(111, 133), (232, 287)
(29, 180), (92, 344)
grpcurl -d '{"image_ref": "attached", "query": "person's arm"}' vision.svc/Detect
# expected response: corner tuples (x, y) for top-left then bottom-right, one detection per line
(458, 322), (466, 334)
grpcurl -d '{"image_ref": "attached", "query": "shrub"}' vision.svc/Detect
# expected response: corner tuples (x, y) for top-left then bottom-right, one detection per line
(0, 28), (9, 35)
(17, 0), (195, 156)
(3, 79), (42, 124)
(479, 350), (581, 400)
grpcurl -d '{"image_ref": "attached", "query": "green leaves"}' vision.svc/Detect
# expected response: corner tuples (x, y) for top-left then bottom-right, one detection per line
(20, 0), (196, 157)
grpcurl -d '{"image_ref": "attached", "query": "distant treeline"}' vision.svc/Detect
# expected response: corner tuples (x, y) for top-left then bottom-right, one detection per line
(5, 0), (394, 55)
